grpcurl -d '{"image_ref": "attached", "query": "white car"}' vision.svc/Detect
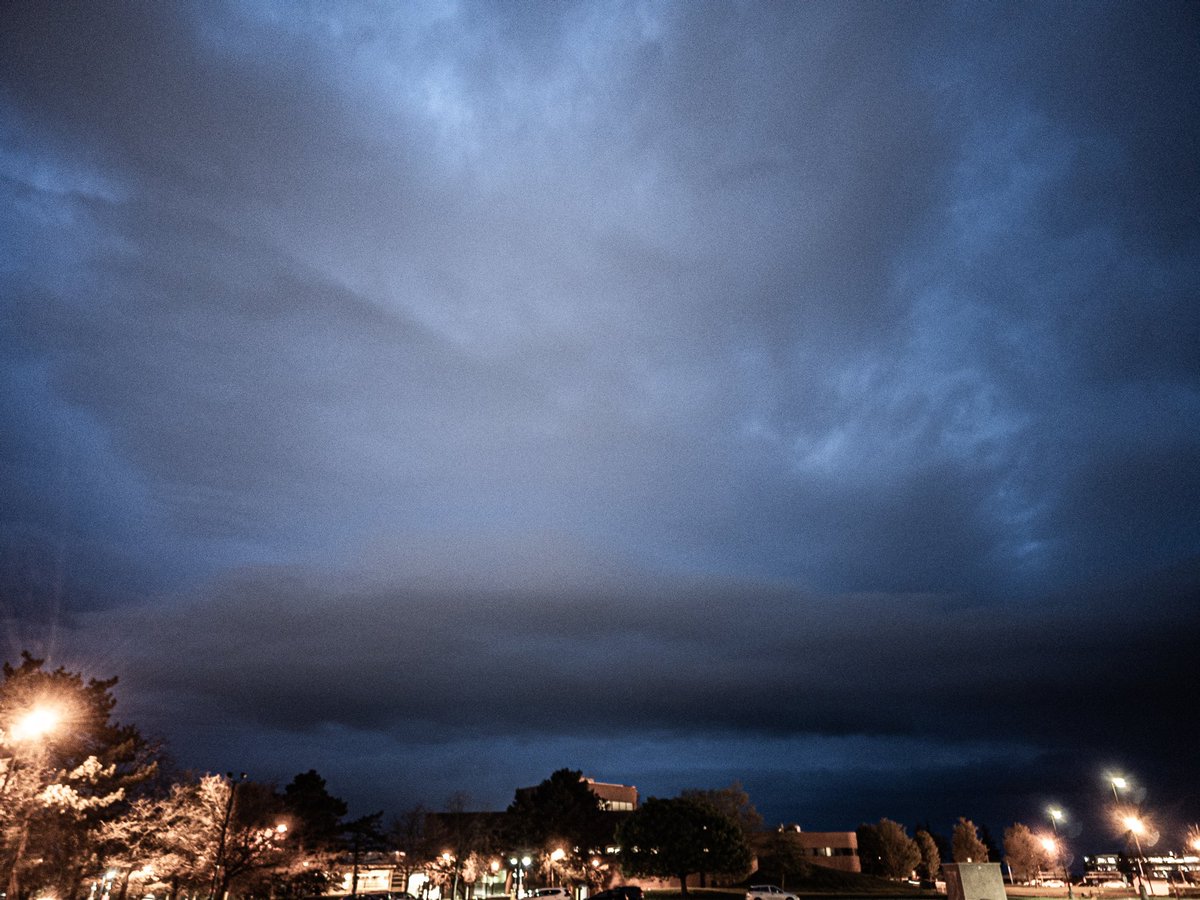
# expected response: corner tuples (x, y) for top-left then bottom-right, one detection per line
(747, 886), (799, 900)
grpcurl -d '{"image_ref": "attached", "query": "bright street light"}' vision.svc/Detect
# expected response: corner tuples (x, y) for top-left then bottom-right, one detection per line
(4, 703), (65, 900)
(1045, 808), (1074, 898)
(10, 706), (61, 742)
(509, 854), (532, 897)
(1121, 816), (1150, 900)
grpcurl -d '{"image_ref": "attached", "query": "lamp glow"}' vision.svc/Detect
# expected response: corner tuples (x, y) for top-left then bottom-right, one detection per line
(11, 706), (60, 742)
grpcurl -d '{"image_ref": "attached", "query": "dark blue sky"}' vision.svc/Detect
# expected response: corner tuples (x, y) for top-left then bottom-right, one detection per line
(1, 0), (1197, 849)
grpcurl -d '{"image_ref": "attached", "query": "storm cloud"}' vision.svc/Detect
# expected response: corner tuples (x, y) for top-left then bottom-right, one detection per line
(2, 1), (1197, 835)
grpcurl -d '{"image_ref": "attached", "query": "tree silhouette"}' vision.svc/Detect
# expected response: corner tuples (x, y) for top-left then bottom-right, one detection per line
(616, 796), (749, 896)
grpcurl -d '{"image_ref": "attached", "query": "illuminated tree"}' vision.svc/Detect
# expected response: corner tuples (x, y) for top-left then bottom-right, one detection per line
(1003, 823), (1050, 884)
(98, 773), (228, 896)
(98, 773), (301, 899)
(0, 652), (158, 900)
(857, 819), (920, 880)
(915, 829), (941, 882)
(952, 818), (989, 863)
(616, 796), (750, 896)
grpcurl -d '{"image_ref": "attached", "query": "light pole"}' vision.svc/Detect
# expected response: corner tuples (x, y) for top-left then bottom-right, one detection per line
(1110, 776), (1128, 804)
(1047, 809), (1072, 898)
(1041, 836), (1073, 899)
(3, 704), (62, 900)
(1123, 817), (1150, 900)
(508, 855), (531, 899)
(210, 771), (247, 900)
(550, 848), (566, 887)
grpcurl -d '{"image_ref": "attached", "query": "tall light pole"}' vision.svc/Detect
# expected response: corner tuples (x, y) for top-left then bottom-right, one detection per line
(1, 705), (61, 791)
(1110, 776), (1128, 804)
(1047, 809), (1072, 899)
(550, 848), (566, 887)
(508, 855), (531, 899)
(4, 704), (62, 900)
(1123, 816), (1150, 900)
(210, 772), (247, 900)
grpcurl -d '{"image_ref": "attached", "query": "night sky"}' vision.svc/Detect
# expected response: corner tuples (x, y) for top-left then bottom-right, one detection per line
(2, 1), (1198, 849)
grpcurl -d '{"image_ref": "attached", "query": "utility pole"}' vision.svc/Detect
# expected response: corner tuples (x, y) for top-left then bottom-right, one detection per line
(210, 772), (247, 900)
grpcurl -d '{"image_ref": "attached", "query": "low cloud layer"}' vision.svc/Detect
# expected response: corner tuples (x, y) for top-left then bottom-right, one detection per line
(2, 1), (1197, 834)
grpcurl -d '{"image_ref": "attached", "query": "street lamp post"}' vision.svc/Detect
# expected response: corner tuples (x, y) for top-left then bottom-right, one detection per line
(1047, 810), (1073, 899)
(3, 704), (63, 900)
(550, 848), (566, 887)
(210, 772), (248, 900)
(1111, 776), (1128, 804)
(508, 855), (531, 899)
(1123, 817), (1150, 900)
(1041, 836), (1073, 900)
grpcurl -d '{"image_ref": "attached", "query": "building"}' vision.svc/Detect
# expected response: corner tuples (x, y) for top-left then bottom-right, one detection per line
(755, 826), (861, 874)
(583, 779), (637, 811)
(1084, 852), (1200, 886)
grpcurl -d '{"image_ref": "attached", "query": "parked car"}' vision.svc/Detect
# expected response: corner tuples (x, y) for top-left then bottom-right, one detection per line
(747, 886), (799, 900)
(530, 889), (572, 900)
(590, 888), (644, 900)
